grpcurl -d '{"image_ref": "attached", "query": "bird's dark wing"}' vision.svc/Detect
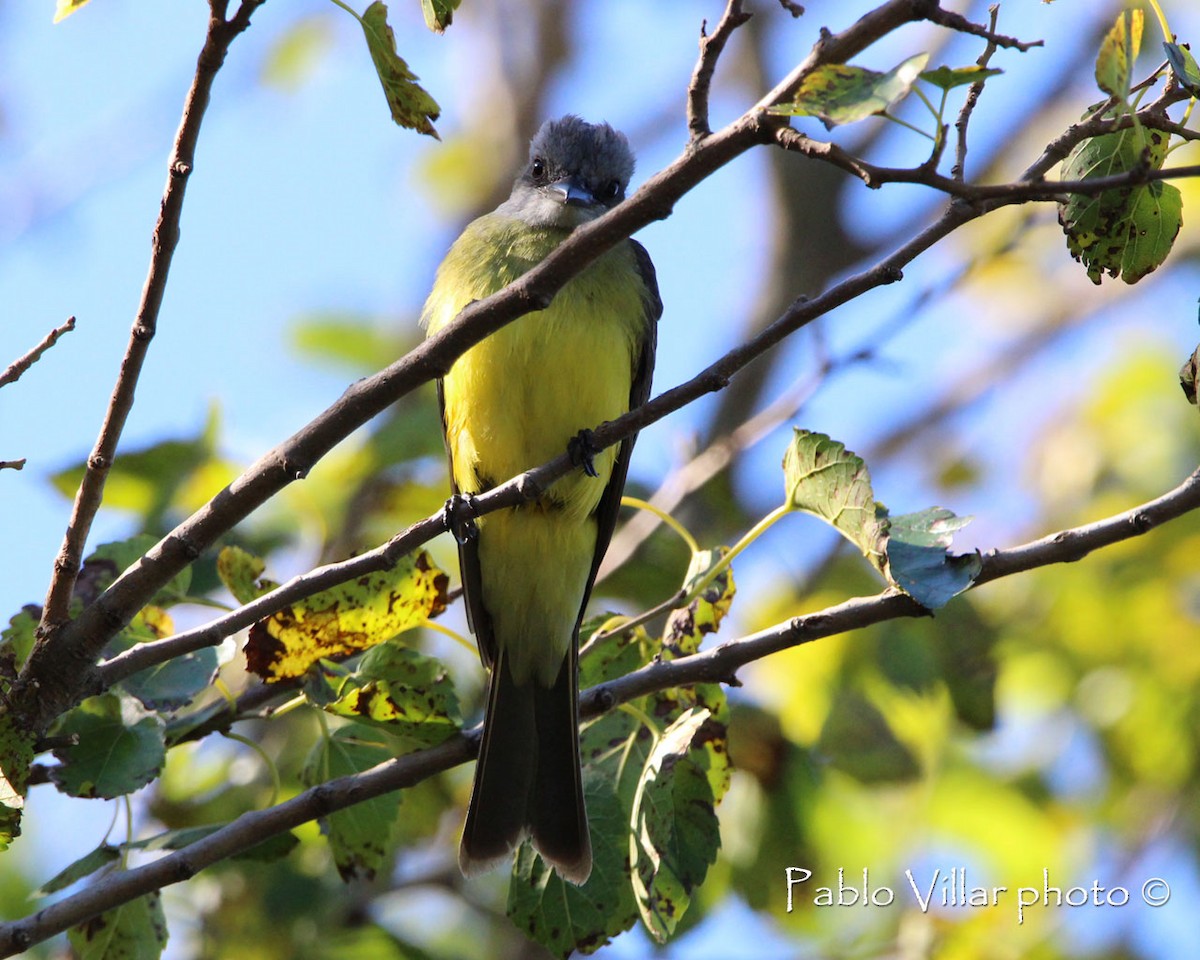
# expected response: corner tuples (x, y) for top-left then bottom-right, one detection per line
(438, 378), (496, 669)
(575, 238), (661, 628)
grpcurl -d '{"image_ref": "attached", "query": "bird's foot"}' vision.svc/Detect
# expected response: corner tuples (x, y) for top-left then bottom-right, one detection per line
(568, 429), (600, 479)
(444, 494), (480, 545)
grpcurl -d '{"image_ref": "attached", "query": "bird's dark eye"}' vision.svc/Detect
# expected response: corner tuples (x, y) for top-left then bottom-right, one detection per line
(530, 158), (546, 181)
(601, 180), (621, 201)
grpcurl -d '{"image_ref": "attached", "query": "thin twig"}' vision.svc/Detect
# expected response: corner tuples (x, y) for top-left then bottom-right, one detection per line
(12, 0), (939, 734)
(687, 0), (752, 142)
(952, 5), (1003, 182)
(0, 460), (27, 472)
(7, 463), (1200, 956)
(37, 1), (266, 633)
(0, 317), (75, 389)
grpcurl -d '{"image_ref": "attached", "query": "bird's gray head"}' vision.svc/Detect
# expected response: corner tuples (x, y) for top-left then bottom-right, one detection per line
(498, 115), (635, 230)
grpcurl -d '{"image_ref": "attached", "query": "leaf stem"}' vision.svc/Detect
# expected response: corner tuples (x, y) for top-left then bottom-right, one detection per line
(621, 496), (700, 553)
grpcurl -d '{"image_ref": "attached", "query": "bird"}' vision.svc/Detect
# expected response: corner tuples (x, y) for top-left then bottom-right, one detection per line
(421, 115), (660, 884)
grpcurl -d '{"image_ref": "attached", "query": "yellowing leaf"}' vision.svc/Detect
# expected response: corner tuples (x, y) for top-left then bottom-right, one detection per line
(216, 545), (271, 605)
(768, 53), (929, 126)
(662, 547), (736, 657)
(53, 0), (91, 23)
(919, 64), (1003, 91)
(1095, 9), (1143, 99)
(243, 550), (449, 681)
(358, 1), (441, 137)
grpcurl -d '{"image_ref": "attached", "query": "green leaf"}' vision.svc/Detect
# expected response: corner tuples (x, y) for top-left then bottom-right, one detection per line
(768, 53), (930, 126)
(420, 0), (460, 33)
(661, 547), (736, 658)
(216, 545), (272, 605)
(357, 1), (441, 137)
(260, 15), (336, 91)
(919, 64), (1003, 91)
(882, 506), (981, 609)
(630, 708), (720, 943)
(288, 312), (408, 374)
(78, 536), (192, 608)
(326, 642), (461, 745)
(243, 549), (449, 682)
(128, 824), (299, 863)
(68, 892), (168, 960)
(0, 716), (35, 850)
(1058, 124), (1180, 284)
(579, 616), (656, 688)
(508, 779), (636, 958)
(1, 607), (37, 668)
(1095, 9), (1143, 99)
(119, 647), (219, 712)
(301, 727), (398, 881)
(51, 694), (166, 799)
(1164, 41), (1200, 96)
(817, 691), (920, 783)
(36, 844), (121, 895)
(782, 429), (886, 570)
(52, 0), (90, 23)
(1180, 343), (1200, 406)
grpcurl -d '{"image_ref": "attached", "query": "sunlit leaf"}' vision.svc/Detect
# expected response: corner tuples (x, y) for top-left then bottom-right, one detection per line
(51, 693), (166, 799)
(420, 0), (460, 33)
(783, 429), (886, 570)
(1164, 41), (1200, 96)
(52, 0), (90, 23)
(1058, 124), (1179, 284)
(327, 641), (461, 745)
(357, 1), (441, 137)
(243, 550), (449, 682)
(302, 727), (398, 881)
(1095, 9), (1143, 99)
(919, 64), (1003, 91)
(768, 53), (929, 126)
(661, 547), (735, 658)
(630, 707), (719, 943)
(260, 15), (335, 91)
(67, 892), (168, 960)
(882, 506), (981, 609)
(216, 545), (272, 605)
(1, 607), (37, 668)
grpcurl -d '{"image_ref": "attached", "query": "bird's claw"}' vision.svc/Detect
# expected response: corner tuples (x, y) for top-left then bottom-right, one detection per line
(569, 429), (600, 478)
(444, 494), (480, 545)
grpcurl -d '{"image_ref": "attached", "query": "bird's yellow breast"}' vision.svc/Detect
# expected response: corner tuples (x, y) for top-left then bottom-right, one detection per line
(424, 214), (647, 519)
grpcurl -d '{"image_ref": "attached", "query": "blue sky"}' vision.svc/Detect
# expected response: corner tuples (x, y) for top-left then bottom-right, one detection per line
(3, 1), (1200, 957)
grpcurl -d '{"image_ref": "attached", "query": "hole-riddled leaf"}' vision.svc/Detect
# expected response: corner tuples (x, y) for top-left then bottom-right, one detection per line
(0, 716), (34, 850)
(882, 506), (981, 609)
(357, 1), (441, 137)
(326, 641), (461, 745)
(919, 64), (1003, 91)
(782, 428), (886, 571)
(1095, 9), (1143, 99)
(661, 547), (735, 658)
(768, 53), (929, 126)
(67, 892), (168, 960)
(301, 727), (398, 881)
(1058, 124), (1181, 285)
(51, 693), (166, 799)
(630, 708), (720, 943)
(243, 550), (449, 682)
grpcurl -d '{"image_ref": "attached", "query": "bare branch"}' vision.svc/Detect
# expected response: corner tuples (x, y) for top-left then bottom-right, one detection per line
(0, 316), (75, 389)
(0, 460), (27, 472)
(36, 3), (267, 633)
(8, 462), (1200, 955)
(951, 5), (1004, 182)
(687, 0), (753, 142)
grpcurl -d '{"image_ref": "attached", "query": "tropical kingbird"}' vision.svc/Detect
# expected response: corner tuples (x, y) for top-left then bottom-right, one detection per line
(422, 115), (660, 884)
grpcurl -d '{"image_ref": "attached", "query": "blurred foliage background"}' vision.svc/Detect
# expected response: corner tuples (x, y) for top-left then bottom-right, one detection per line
(3, 0), (1200, 957)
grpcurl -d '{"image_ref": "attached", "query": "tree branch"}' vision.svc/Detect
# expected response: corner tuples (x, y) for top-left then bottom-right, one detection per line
(687, 0), (752, 142)
(8, 462), (1200, 956)
(0, 317), (75, 390)
(11, 0), (940, 734)
(35, 2), (266, 633)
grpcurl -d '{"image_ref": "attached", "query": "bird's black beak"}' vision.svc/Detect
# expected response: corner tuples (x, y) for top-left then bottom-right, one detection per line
(547, 176), (595, 208)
